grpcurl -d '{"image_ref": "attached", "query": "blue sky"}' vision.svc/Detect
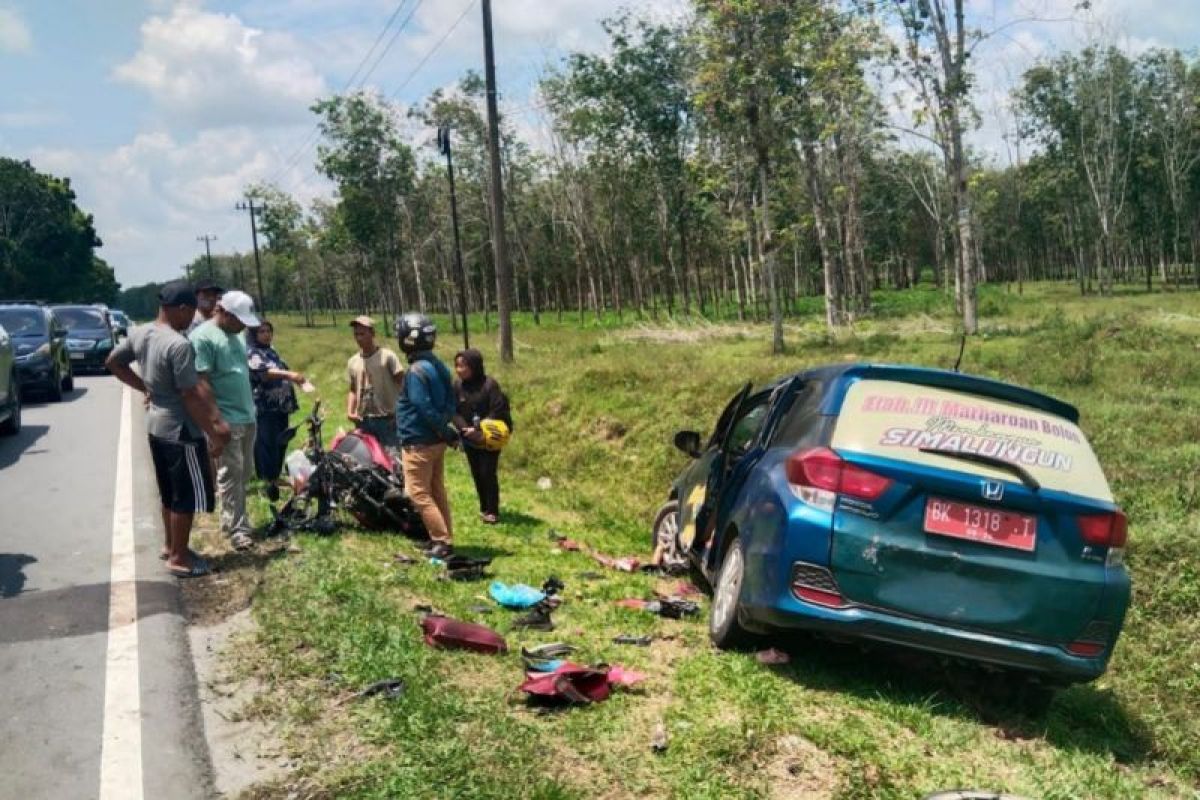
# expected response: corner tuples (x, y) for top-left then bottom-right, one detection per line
(0, 0), (1196, 288)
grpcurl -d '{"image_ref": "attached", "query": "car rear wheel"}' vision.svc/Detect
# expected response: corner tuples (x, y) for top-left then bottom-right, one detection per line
(0, 374), (21, 436)
(710, 537), (755, 649)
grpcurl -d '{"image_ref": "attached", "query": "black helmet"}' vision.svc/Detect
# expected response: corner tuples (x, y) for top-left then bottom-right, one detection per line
(395, 312), (437, 352)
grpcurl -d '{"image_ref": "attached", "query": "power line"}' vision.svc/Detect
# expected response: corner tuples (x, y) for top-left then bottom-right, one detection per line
(389, 0), (478, 102)
(263, 0), (420, 190)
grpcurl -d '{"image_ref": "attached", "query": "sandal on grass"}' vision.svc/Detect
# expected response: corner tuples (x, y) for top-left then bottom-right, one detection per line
(167, 558), (211, 579)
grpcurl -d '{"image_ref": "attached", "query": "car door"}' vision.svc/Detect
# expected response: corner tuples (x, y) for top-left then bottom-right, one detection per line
(689, 388), (778, 572)
(675, 383), (752, 555)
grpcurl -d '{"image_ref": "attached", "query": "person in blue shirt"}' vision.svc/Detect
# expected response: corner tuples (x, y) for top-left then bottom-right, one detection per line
(394, 312), (458, 557)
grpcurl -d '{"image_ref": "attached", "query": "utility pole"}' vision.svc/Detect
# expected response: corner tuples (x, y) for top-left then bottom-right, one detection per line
(481, 0), (513, 362)
(235, 199), (268, 313)
(196, 234), (217, 280)
(438, 127), (470, 349)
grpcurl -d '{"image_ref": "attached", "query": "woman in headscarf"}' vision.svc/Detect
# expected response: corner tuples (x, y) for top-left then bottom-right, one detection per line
(453, 348), (511, 524)
(247, 320), (306, 501)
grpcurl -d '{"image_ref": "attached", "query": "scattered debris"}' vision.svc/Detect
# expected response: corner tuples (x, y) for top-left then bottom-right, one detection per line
(616, 597), (699, 619)
(613, 634), (652, 646)
(392, 553), (417, 565)
(578, 571), (605, 581)
(519, 664), (611, 705)
(605, 665), (646, 687)
(651, 721), (669, 754)
(537, 477), (553, 490)
(420, 615), (508, 654)
(593, 552), (641, 572)
(521, 643), (577, 672)
(615, 598), (649, 611)
(512, 604), (555, 632)
(489, 581), (546, 609)
(352, 678), (405, 701)
(671, 581), (703, 597)
(756, 648), (790, 665)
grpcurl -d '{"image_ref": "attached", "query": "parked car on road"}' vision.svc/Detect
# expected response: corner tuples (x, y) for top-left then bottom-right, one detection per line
(51, 304), (117, 373)
(0, 322), (21, 435)
(0, 303), (72, 401)
(655, 363), (1130, 698)
(109, 309), (131, 337)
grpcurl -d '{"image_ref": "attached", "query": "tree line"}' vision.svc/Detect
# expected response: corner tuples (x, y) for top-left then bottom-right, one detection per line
(123, 2), (1200, 349)
(0, 158), (119, 305)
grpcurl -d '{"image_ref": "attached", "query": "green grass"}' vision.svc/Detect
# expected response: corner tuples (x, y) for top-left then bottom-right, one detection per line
(225, 282), (1200, 798)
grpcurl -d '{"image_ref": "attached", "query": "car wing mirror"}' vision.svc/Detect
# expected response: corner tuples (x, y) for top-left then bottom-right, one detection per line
(673, 430), (703, 459)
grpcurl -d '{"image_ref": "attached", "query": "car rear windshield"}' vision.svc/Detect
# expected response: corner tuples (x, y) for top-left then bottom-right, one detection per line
(831, 379), (1113, 503)
(56, 308), (107, 330)
(0, 308), (45, 336)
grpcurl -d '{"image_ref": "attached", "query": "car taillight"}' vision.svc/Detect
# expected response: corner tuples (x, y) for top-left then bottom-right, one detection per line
(1077, 510), (1128, 549)
(786, 448), (892, 502)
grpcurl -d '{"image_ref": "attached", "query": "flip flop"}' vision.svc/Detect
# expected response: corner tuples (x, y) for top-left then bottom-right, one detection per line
(167, 558), (211, 579)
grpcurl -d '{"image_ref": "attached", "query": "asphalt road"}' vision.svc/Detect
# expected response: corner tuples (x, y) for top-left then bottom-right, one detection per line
(0, 374), (213, 799)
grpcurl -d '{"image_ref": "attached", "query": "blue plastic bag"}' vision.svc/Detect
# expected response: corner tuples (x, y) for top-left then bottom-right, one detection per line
(489, 580), (546, 609)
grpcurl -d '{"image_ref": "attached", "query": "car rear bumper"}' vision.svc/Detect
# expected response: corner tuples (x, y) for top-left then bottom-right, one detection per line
(69, 350), (108, 369)
(16, 358), (56, 388)
(743, 593), (1110, 682)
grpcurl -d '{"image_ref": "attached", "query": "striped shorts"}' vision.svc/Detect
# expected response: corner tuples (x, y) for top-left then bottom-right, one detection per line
(147, 433), (215, 514)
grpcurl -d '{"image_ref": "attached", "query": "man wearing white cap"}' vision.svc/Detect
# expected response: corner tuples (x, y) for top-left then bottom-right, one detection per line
(189, 290), (261, 550)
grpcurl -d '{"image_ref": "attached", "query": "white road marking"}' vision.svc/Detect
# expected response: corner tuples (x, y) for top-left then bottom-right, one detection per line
(99, 386), (143, 800)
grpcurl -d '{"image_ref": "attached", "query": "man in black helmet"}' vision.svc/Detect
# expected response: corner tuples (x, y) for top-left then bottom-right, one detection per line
(394, 312), (458, 557)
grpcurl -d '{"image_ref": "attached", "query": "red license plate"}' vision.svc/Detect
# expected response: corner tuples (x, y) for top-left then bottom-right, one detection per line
(924, 498), (1037, 552)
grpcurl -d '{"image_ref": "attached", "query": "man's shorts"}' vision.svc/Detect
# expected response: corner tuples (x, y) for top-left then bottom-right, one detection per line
(148, 434), (215, 514)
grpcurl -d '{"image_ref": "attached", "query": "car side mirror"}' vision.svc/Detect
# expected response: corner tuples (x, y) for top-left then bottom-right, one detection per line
(673, 430), (703, 459)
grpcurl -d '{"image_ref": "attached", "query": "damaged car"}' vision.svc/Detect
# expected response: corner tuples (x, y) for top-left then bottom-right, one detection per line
(654, 363), (1130, 693)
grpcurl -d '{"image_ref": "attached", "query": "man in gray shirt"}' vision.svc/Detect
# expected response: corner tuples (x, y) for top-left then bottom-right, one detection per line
(107, 281), (231, 578)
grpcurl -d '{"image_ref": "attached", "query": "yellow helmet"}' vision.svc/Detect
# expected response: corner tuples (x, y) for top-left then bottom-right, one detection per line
(479, 418), (510, 451)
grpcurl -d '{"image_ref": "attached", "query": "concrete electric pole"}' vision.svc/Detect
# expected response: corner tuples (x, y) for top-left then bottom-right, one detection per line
(235, 199), (268, 313)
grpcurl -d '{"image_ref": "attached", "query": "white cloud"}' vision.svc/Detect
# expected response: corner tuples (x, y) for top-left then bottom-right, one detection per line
(30, 126), (332, 287)
(113, 4), (326, 130)
(0, 6), (32, 53)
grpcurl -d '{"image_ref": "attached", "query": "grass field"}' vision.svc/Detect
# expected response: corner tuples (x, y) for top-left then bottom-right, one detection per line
(203, 282), (1200, 799)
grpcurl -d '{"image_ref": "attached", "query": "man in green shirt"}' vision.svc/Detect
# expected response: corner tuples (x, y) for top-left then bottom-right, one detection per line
(190, 289), (260, 550)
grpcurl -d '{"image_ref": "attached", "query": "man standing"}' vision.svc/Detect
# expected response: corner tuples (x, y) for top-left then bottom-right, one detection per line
(345, 315), (404, 448)
(189, 278), (223, 334)
(190, 290), (260, 551)
(395, 312), (458, 558)
(106, 281), (231, 578)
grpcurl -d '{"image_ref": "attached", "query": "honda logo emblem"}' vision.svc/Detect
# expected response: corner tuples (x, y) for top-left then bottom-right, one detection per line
(981, 480), (1004, 501)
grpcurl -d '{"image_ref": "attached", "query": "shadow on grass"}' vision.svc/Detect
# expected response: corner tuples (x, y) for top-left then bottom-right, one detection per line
(765, 631), (1154, 766)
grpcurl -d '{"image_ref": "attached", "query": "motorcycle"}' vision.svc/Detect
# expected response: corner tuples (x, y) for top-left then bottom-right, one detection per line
(269, 401), (426, 538)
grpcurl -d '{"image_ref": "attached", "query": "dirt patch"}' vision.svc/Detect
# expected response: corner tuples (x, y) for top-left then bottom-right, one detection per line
(765, 734), (839, 800)
(191, 608), (293, 797)
(179, 515), (294, 626)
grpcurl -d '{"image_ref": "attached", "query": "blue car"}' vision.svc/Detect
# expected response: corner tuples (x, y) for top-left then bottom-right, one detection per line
(655, 364), (1130, 688)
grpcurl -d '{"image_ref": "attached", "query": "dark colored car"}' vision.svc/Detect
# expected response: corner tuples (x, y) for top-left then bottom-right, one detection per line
(109, 309), (131, 337)
(0, 322), (21, 435)
(0, 303), (72, 401)
(51, 304), (117, 373)
(655, 363), (1129, 695)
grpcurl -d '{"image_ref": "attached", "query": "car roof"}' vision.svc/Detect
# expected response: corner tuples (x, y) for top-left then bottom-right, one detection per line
(775, 362), (1079, 424)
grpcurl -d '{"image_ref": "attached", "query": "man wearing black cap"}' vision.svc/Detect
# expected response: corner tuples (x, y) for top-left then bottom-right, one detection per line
(189, 278), (224, 334)
(106, 280), (231, 578)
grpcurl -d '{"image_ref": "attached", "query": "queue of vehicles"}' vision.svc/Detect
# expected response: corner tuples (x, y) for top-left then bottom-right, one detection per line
(0, 301), (130, 436)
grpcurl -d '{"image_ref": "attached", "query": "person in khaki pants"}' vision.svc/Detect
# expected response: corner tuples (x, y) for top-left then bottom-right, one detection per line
(394, 312), (459, 558)
(190, 290), (261, 551)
